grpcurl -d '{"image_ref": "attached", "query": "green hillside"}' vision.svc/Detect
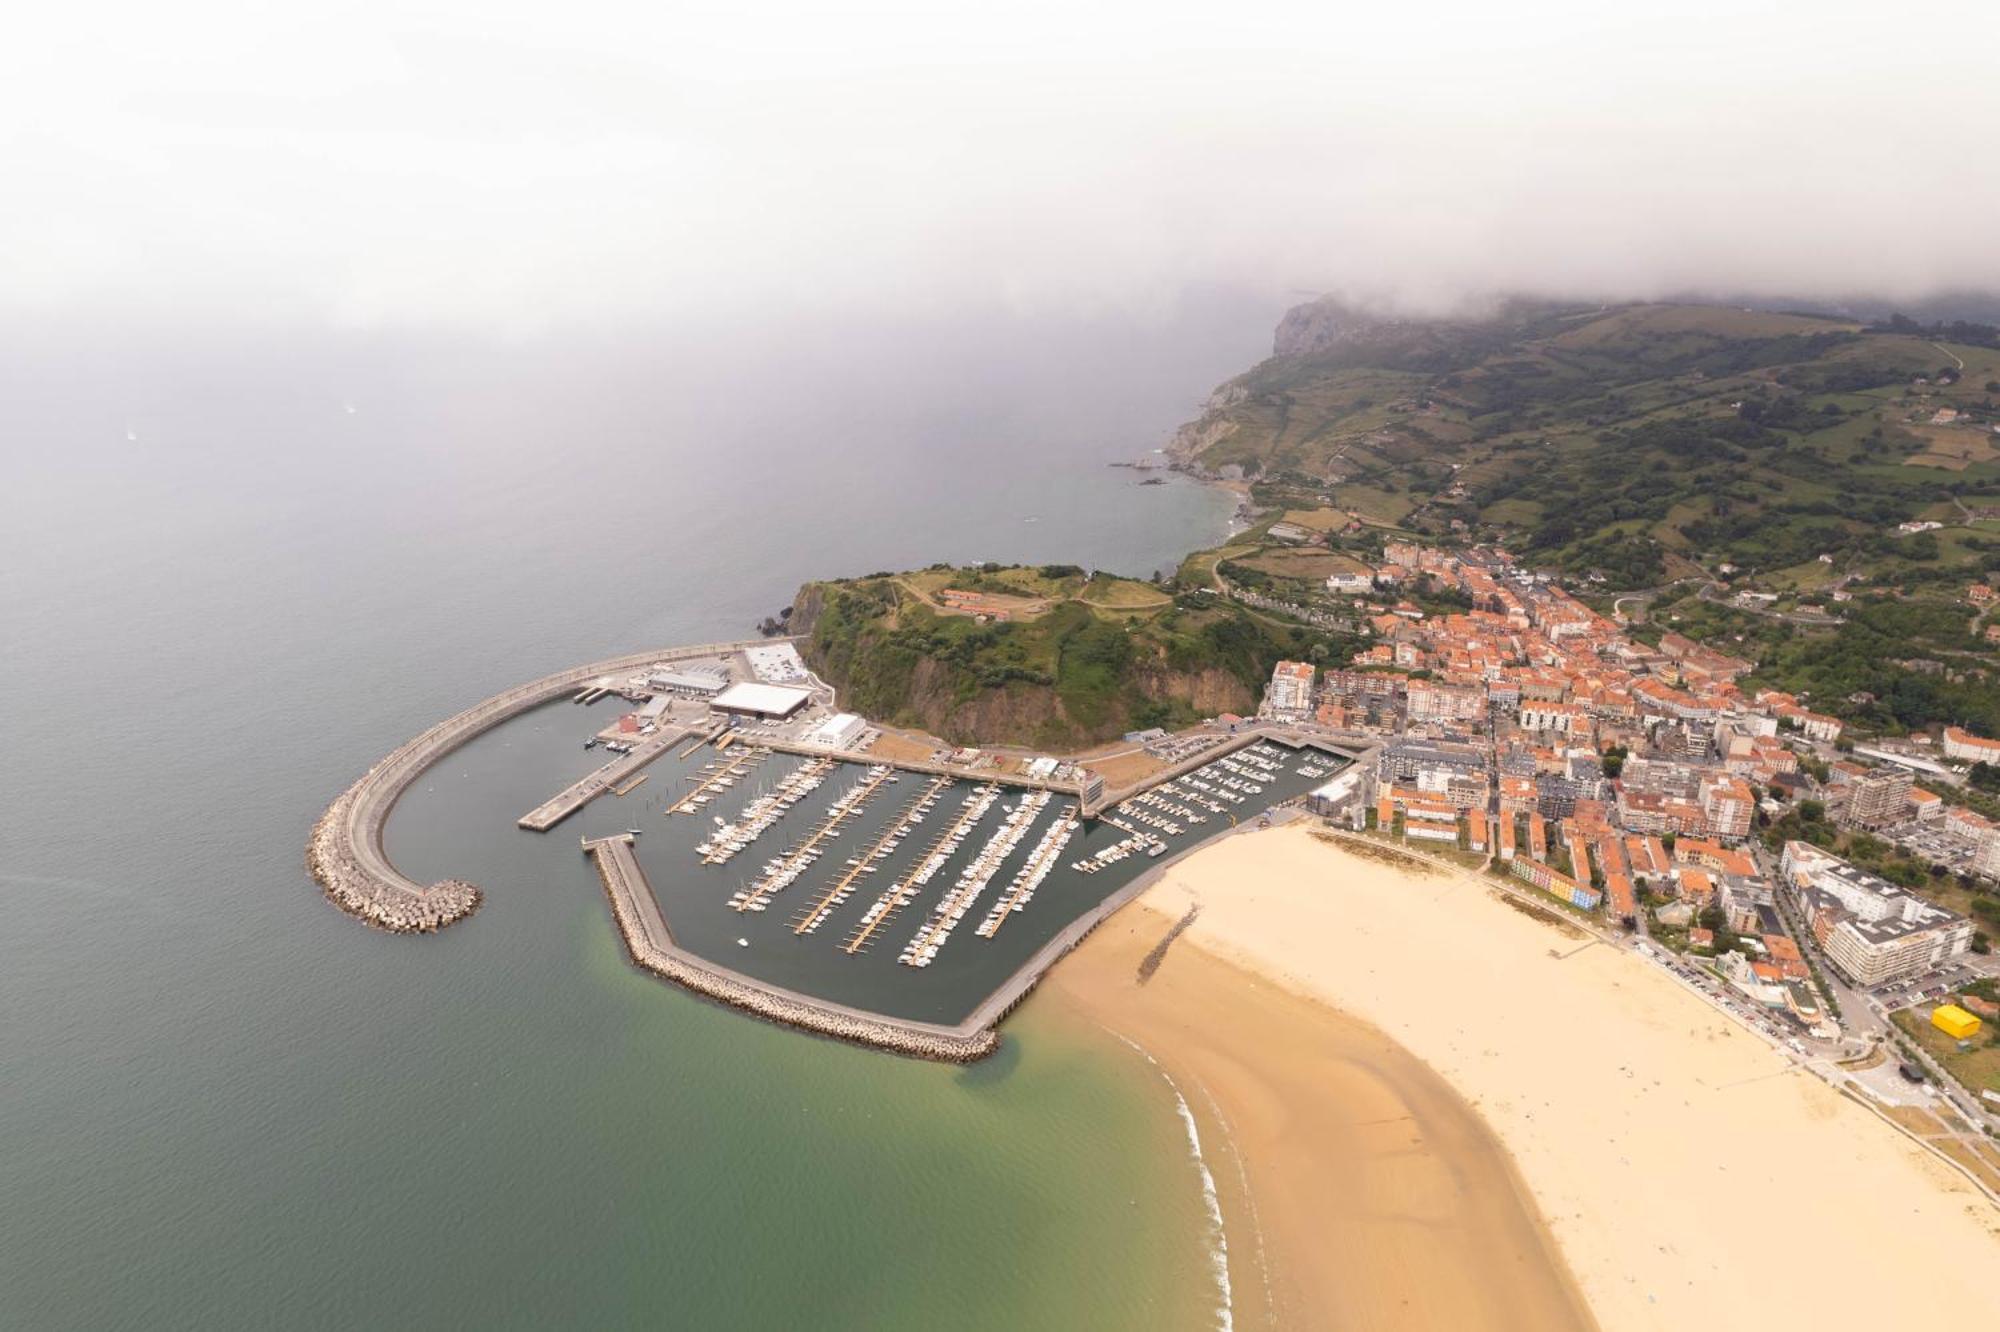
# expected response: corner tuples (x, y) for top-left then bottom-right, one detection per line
(1171, 300), (2000, 592)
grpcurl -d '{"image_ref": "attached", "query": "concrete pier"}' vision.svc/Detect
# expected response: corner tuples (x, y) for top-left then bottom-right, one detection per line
(760, 737), (1090, 800)
(307, 638), (788, 932)
(1083, 724), (1374, 816)
(583, 834), (998, 1062)
(515, 722), (709, 831)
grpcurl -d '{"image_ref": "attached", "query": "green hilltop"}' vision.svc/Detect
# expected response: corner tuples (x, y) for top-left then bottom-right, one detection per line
(791, 564), (1360, 751)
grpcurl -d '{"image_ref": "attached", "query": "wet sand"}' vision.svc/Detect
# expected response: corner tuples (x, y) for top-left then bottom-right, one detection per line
(1049, 824), (2000, 1330)
(1042, 913), (1596, 1330)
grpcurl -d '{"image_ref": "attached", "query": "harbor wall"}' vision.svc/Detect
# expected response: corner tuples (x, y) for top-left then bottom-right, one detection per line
(760, 737), (1090, 800)
(584, 836), (998, 1063)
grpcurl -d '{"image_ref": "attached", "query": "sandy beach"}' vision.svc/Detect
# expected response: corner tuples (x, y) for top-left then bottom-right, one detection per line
(1045, 823), (2000, 1331)
(1045, 911), (1596, 1330)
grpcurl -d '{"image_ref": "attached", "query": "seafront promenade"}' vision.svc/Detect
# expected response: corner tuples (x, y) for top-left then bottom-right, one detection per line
(307, 638), (781, 932)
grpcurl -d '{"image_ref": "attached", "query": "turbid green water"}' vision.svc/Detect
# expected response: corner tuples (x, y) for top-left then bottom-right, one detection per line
(0, 309), (1267, 1328)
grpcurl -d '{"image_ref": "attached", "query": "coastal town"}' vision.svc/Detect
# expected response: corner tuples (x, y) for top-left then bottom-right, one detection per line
(1237, 538), (2000, 1152)
(313, 536), (2000, 1151)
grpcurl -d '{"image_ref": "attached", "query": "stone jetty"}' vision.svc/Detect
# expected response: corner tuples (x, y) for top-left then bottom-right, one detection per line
(584, 835), (999, 1062)
(308, 792), (483, 932)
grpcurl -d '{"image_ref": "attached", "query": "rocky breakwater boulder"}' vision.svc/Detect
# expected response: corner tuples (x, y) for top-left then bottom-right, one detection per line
(306, 785), (482, 933)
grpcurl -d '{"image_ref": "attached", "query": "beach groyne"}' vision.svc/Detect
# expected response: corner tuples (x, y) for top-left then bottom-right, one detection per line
(306, 638), (788, 933)
(583, 835), (998, 1062)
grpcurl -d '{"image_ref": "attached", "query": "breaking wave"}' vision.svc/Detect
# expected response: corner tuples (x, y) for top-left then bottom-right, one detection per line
(1116, 1034), (1233, 1332)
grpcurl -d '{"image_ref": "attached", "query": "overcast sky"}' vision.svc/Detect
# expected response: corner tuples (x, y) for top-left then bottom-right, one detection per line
(6, 0), (1997, 333)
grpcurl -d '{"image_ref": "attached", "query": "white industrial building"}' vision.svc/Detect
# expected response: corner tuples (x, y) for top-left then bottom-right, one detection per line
(803, 712), (867, 749)
(710, 682), (812, 720)
(649, 664), (730, 697)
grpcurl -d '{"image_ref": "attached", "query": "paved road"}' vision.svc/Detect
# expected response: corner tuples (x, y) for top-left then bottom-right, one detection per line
(1694, 579), (1844, 626)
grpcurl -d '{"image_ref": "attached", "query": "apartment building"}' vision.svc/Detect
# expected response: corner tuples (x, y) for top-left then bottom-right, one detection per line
(1779, 842), (1973, 986)
(1518, 700), (1588, 734)
(1264, 660), (1317, 716)
(1828, 763), (1912, 830)
(1698, 774), (1756, 842)
(1943, 726), (2000, 766)
(1406, 681), (1487, 724)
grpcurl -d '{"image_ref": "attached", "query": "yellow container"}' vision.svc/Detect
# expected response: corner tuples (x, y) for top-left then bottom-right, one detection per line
(1932, 1004), (1982, 1041)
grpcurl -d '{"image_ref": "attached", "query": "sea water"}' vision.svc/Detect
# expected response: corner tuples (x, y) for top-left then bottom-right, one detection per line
(0, 302), (1266, 1329)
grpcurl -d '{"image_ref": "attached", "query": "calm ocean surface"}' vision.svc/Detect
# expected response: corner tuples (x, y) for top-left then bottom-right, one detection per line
(0, 301), (1267, 1329)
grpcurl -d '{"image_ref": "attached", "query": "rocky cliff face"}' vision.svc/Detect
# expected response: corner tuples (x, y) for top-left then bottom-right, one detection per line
(787, 582), (826, 639)
(1272, 298), (1376, 357)
(1164, 384), (1245, 466)
(880, 657), (1256, 751)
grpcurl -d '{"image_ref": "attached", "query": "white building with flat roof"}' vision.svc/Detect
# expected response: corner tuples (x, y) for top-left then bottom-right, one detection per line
(1265, 660), (1316, 716)
(710, 682), (812, 719)
(803, 712), (867, 749)
(649, 664), (730, 697)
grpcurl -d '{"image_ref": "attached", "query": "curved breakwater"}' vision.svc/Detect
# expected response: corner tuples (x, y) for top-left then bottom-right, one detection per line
(305, 638), (778, 933)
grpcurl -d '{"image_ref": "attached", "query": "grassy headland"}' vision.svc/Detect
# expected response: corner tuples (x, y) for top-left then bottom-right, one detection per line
(792, 563), (1360, 750)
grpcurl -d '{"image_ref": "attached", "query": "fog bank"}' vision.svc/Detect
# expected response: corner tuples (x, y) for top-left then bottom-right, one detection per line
(5, 1), (1996, 331)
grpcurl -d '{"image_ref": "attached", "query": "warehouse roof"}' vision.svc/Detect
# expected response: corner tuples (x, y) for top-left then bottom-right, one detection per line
(710, 682), (811, 717)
